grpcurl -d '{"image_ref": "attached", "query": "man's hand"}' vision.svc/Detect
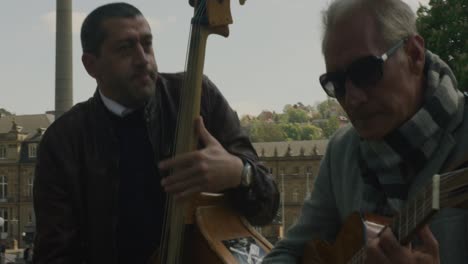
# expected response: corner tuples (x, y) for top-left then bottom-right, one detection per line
(159, 117), (243, 199)
(366, 225), (439, 264)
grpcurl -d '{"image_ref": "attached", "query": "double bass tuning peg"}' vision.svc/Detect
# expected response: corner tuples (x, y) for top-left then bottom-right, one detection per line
(189, 0), (246, 7)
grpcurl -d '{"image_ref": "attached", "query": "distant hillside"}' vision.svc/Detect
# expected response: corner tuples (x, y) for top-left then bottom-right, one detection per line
(0, 108), (13, 116)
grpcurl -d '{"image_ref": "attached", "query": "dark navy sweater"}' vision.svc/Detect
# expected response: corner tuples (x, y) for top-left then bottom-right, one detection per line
(107, 108), (165, 263)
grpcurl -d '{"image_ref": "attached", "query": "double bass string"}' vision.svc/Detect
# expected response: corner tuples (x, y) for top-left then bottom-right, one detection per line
(160, 1), (207, 263)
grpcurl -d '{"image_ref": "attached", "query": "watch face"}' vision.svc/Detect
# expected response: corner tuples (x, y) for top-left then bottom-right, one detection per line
(243, 163), (252, 186)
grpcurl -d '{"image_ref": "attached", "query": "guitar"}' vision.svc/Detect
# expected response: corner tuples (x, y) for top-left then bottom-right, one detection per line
(302, 166), (468, 264)
(150, 1), (272, 263)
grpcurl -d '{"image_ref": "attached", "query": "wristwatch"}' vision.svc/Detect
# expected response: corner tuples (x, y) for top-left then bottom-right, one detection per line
(240, 160), (253, 187)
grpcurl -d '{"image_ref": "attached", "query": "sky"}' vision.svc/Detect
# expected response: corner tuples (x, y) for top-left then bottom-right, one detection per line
(0, 0), (429, 117)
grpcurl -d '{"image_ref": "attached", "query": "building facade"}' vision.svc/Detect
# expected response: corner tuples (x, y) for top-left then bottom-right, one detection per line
(252, 140), (328, 244)
(0, 114), (53, 248)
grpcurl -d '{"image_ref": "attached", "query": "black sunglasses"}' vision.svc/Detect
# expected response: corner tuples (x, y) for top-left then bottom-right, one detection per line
(319, 38), (407, 98)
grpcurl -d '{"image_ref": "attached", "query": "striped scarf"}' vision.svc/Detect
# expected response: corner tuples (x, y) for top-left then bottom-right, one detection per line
(359, 50), (465, 215)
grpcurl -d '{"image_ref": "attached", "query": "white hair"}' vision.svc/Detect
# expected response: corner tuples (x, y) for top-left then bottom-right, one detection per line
(322, 0), (418, 54)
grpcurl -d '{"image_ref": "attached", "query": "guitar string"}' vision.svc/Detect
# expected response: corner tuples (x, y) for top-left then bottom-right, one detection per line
(349, 169), (467, 264)
(351, 171), (468, 263)
(351, 184), (433, 263)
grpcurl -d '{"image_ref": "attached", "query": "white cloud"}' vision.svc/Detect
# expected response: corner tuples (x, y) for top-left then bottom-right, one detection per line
(42, 11), (163, 35)
(167, 16), (177, 23)
(146, 17), (163, 33)
(404, 0), (431, 11)
(41, 11), (87, 34)
(230, 101), (267, 117)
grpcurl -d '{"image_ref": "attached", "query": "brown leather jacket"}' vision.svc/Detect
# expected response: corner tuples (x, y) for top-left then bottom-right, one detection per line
(33, 73), (279, 264)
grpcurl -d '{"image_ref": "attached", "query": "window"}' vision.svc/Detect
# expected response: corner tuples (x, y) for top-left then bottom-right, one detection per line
(0, 145), (5, 159)
(293, 167), (300, 174)
(0, 208), (8, 233)
(279, 168), (285, 176)
(292, 189), (299, 203)
(0, 176), (7, 200)
(28, 143), (38, 158)
(28, 210), (33, 223)
(305, 167), (313, 197)
(27, 177), (33, 197)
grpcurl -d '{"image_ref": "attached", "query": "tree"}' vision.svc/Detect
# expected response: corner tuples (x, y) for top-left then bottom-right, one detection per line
(0, 109), (12, 116)
(285, 108), (309, 123)
(318, 116), (340, 138)
(316, 99), (345, 119)
(249, 121), (285, 142)
(0, 108), (13, 116)
(239, 99), (349, 140)
(300, 124), (323, 140)
(280, 123), (302, 141)
(417, 0), (468, 90)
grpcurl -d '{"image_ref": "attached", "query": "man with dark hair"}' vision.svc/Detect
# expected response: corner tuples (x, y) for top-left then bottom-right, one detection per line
(33, 3), (279, 263)
(264, 0), (468, 263)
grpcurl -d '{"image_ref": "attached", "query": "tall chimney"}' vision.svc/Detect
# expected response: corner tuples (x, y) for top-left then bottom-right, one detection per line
(55, 0), (73, 119)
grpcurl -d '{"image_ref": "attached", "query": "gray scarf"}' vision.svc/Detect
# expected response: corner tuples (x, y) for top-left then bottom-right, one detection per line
(359, 50), (465, 215)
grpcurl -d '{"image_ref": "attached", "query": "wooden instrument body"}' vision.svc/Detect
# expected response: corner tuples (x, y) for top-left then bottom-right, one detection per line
(151, 194), (272, 264)
(302, 212), (388, 264)
(302, 166), (468, 264)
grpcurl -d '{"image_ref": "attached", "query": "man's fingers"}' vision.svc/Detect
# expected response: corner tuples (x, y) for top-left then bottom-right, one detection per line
(378, 227), (409, 262)
(159, 151), (203, 171)
(161, 163), (208, 187)
(163, 174), (203, 194)
(417, 226), (439, 257)
(366, 238), (392, 264)
(196, 116), (218, 146)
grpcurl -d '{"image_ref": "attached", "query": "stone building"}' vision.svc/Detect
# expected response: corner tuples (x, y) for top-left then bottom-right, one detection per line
(252, 140), (328, 244)
(0, 114), (53, 248)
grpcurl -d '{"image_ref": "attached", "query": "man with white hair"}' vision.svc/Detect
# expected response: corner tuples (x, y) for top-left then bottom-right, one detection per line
(263, 0), (467, 263)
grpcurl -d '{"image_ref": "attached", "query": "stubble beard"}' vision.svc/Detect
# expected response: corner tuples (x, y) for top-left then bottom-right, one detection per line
(120, 70), (158, 108)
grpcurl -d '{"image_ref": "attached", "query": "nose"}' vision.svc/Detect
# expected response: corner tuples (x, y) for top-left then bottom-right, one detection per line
(134, 44), (150, 66)
(344, 79), (368, 108)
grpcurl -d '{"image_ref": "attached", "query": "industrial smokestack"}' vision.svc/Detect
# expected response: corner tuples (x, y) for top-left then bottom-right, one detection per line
(55, 0), (73, 119)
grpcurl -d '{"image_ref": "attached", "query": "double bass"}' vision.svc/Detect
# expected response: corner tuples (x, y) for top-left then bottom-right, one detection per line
(150, 0), (272, 263)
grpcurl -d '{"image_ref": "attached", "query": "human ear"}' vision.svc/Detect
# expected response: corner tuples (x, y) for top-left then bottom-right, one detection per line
(405, 35), (425, 76)
(81, 53), (98, 79)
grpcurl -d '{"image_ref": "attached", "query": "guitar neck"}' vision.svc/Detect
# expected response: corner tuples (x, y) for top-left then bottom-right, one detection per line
(389, 174), (440, 245)
(391, 167), (468, 244)
(350, 167), (468, 264)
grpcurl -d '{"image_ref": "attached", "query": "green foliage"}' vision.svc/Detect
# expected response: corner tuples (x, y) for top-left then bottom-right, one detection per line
(249, 121), (286, 142)
(241, 100), (347, 142)
(301, 124), (323, 140)
(0, 108), (13, 116)
(417, 0), (468, 90)
(319, 116), (340, 138)
(285, 108), (309, 123)
(280, 123), (301, 141)
(316, 99), (345, 119)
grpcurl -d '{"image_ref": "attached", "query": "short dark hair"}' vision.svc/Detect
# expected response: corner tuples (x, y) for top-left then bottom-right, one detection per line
(80, 2), (143, 56)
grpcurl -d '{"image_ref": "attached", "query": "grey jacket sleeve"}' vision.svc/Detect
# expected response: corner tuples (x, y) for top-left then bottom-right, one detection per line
(262, 141), (341, 263)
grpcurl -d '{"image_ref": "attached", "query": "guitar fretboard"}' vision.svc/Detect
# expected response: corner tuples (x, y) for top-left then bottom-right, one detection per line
(348, 167), (468, 264)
